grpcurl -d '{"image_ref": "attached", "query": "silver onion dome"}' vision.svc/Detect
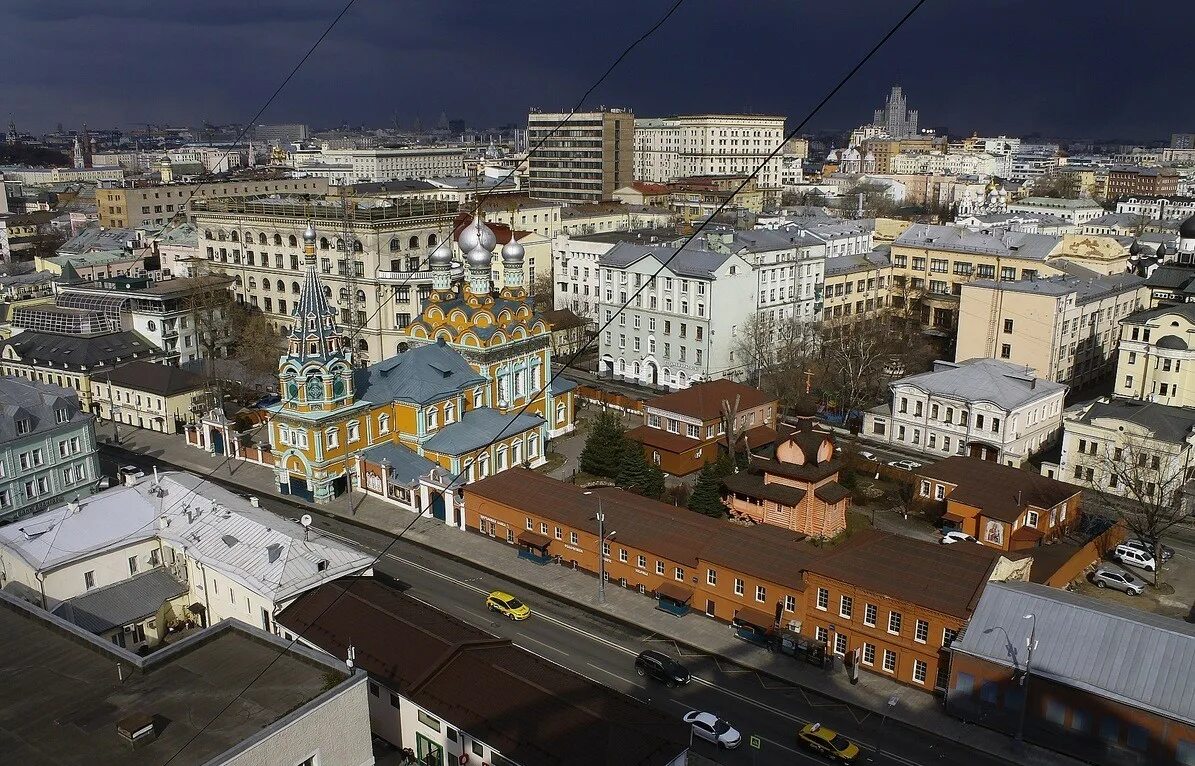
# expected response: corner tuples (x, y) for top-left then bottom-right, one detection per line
(458, 218), (497, 253)
(501, 237), (525, 263)
(429, 240), (454, 267)
(303, 222), (316, 243)
(465, 242), (493, 268)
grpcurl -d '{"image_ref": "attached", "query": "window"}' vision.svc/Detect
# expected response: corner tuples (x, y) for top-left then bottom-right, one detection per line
(816, 587), (829, 610)
(539, 522), (548, 535)
(784, 594), (796, 612)
(1026, 510), (1039, 527)
(912, 659), (928, 685)
(839, 595), (853, 618)
(914, 619), (929, 643)
(882, 650), (897, 673)
(619, 548), (628, 563)
(734, 578), (744, 596)
(834, 633), (848, 655)
(1044, 699), (1067, 726)
(347, 422), (359, 442)
(128, 555), (138, 576)
(602, 541), (610, 557)
(815, 626), (828, 644)
(953, 671), (974, 695)
(1003, 319), (1014, 334)
(570, 531), (578, 544)
(656, 561), (665, 575)
(755, 585), (766, 602)
(943, 627), (958, 647)
(862, 643), (876, 666)
(554, 526), (563, 540)
(707, 569), (717, 586)
(864, 603), (877, 627)
(676, 568), (686, 582)
(637, 554), (646, 568)
(1000, 344), (1011, 359)
(920, 480), (931, 497)
(84, 571), (95, 589)
(888, 611), (902, 635)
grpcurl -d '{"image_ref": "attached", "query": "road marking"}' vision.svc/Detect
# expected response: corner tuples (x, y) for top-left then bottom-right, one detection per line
(586, 662), (641, 686)
(518, 635), (568, 656)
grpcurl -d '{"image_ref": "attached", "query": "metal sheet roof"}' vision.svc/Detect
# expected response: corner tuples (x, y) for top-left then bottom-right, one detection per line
(955, 581), (1195, 725)
(52, 567), (187, 634)
(422, 407), (543, 456)
(355, 339), (486, 406)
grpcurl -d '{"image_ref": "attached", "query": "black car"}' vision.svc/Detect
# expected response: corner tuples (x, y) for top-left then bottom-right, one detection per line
(635, 650), (691, 687)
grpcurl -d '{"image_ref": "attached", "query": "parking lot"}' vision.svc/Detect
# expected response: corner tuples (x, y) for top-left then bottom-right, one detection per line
(1071, 535), (1195, 622)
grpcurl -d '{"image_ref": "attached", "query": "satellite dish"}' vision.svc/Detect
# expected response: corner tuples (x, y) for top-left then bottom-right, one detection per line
(300, 514), (312, 528)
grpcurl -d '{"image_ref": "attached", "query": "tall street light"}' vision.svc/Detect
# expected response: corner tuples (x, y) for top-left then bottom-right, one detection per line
(584, 490), (617, 604)
(1016, 613), (1038, 745)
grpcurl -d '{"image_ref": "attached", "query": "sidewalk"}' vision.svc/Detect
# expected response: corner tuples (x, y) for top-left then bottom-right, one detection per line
(103, 426), (1077, 766)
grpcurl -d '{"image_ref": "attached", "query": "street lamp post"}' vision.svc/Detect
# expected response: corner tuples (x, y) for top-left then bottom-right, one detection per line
(1016, 613), (1038, 745)
(584, 490), (616, 604)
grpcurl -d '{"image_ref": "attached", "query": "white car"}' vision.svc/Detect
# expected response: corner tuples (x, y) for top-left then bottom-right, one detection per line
(1113, 543), (1157, 572)
(859, 450), (878, 462)
(940, 531), (979, 545)
(682, 711), (741, 749)
(887, 459), (923, 471)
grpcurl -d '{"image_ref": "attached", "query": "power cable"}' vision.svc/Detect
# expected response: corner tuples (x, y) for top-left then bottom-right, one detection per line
(155, 2), (928, 763)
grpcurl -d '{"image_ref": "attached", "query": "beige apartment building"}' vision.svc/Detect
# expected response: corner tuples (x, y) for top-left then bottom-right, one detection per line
(861, 136), (945, 173)
(98, 176), (330, 229)
(956, 273), (1146, 387)
(1116, 302), (1195, 407)
(191, 193), (457, 365)
(526, 108), (634, 202)
(633, 114), (786, 199)
(821, 250), (892, 322)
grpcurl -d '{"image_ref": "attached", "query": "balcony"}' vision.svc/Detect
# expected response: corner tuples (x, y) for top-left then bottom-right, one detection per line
(374, 269), (435, 283)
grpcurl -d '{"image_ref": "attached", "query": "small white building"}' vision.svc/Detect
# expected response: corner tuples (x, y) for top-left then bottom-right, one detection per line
(864, 358), (1067, 465)
(0, 470), (373, 650)
(1008, 197), (1107, 226)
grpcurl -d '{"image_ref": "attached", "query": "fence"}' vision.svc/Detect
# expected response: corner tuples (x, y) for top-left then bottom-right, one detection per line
(576, 385), (644, 414)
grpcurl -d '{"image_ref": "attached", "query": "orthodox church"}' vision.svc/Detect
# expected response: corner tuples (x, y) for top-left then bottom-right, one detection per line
(267, 217), (576, 527)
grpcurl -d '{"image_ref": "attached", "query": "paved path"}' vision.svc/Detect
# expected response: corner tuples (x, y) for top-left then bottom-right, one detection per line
(99, 423), (1077, 766)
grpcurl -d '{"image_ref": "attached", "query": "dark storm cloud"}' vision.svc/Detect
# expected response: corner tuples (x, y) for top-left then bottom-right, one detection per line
(4, 0), (1193, 140)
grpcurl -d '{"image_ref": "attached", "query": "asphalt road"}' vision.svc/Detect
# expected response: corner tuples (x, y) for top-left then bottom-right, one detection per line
(100, 450), (1026, 766)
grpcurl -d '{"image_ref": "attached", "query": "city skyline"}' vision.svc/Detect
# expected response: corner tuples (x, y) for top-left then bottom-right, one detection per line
(4, 0), (1193, 141)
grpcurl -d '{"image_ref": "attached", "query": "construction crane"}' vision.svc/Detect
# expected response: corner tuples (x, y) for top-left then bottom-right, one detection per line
(340, 184), (362, 366)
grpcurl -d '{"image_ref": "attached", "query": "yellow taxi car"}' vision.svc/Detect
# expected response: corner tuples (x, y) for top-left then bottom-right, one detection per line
(486, 590), (531, 620)
(797, 723), (860, 762)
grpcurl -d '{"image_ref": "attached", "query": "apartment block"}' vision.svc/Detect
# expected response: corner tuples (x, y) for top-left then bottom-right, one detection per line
(634, 114), (786, 198)
(97, 177), (329, 229)
(527, 108), (634, 203)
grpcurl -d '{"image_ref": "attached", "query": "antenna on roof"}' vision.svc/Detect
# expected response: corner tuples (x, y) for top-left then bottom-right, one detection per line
(301, 514), (312, 542)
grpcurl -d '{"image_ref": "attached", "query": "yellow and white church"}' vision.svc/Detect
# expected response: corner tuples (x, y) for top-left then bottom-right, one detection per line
(267, 217), (576, 526)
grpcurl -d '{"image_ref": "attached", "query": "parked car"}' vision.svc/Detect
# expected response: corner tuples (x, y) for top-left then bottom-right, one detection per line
(940, 531), (979, 545)
(859, 451), (878, 462)
(887, 459), (922, 471)
(485, 590), (531, 620)
(682, 711), (741, 749)
(635, 650), (691, 687)
(1112, 543), (1157, 572)
(1089, 565), (1145, 596)
(798, 723), (860, 762)
(1122, 538), (1174, 561)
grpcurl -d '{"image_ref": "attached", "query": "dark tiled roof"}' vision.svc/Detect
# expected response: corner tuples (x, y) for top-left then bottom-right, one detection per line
(361, 441), (438, 485)
(917, 457), (1082, 523)
(749, 455), (841, 484)
(1075, 398), (1195, 444)
(540, 308), (587, 329)
(814, 482), (852, 504)
(0, 377), (89, 442)
(356, 339), (487, 406)
(722, 472), (806, 506)
(103, 359), (207, 396)
(627, 424), (700, 453)
(277, 579), (688, 766)
(2, 330), (164, 368)
(599, 242), (734, 279)
(645, 379), (776, 421)
(422, 408), (544, 456)
(807, 530), (1002, 619)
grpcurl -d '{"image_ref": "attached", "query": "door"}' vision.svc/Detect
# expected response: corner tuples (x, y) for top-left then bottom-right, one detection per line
(210, 430), (225, 455)
(706, 600), (716, 617)
(430, 491), (446, 521)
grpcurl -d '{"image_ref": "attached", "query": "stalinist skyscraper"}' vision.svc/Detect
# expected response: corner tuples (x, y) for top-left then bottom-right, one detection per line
(872, 85), (919, 138)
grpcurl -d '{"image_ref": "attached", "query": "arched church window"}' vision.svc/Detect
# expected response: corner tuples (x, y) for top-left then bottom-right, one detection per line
(292, 281), (301, 294)
(445, 401), (455, 424)
(408, 235), (419, 249)
(262, 279), (272, 291)
(356, 289), (366, 302)
(353, 241), (363, 253)
(259, 233), (268, 245)
(556, 401), (566, 424)
(333, 377), (346, 399)
(428, 408), (438, 430)
(306, 377), (323, 401)
(428, 234), (438, 247)
(379, 414), (390, 434)
(478, 453), (490, 478)
(274, 233), (283, 245)
(288, 234), (297, 247)
(319, 237), (330, 251)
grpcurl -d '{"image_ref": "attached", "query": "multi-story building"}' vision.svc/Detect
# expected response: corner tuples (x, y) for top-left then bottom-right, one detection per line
(254, 122), (310, 144)
(889, 151), (1008, 178)
(703, 229), (828, 324)
(192, 194), (458, 363)
(1106, 166), (1181, 200)
(559, 201), (673, 235)
(888, 224), (1064, 331)
(0, 592), (374, 766)
(863, 358), (1067, 465)
(0, 165), (124, 184)
(0, 378), (100, 521)
(1116, 195), (1195, 222)
(475, 193), (563, 239)
(1048, 397), (1195, 497)
(1008, 144), (1061, 182)
(821, 250), (892, 322)
(299, 146), (465, 182)
(860, 136), (944, 173)
(627, 378), (778, 476)
(871, 85), (919, 139)
(279, 578), (690, 766)
(955, 273), (1146, 386)
(526, 108), (634, 202)
(1008, 197), (1107, 226)
(633, 114), (786, 199)
(552, 228), (685, 319)
(97, 176), (329, 229)
(89, 360), (208, 434)
(597, 242), (754, 389)
(948, 581), (1195, 766)
(914, 457), (1083, 551)
(1117, 300), (1195, 406)
(1172, 133), (1195, 150)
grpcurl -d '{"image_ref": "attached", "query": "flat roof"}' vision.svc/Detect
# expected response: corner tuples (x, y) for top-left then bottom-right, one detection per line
(0, 592), (349, 765)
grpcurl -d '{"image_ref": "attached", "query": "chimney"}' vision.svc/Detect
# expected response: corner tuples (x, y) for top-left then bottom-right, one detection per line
(67, 496), (81, 515)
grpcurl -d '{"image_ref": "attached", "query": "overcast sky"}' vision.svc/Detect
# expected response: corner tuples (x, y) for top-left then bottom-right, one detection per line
(4, 0), (1192, 141)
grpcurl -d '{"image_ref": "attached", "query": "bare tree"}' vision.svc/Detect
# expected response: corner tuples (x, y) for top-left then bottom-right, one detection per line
(732, 312), (777, 389)
(231, 305), (288, 386)
(530, 272), (556, 310)
(1088, 436), (1193, 587)
(762, 316), (820, 416)
(1031, 171), (1080, 200)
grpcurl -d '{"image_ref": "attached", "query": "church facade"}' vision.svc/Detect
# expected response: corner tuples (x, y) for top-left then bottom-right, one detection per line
(267, 218), (576, 527)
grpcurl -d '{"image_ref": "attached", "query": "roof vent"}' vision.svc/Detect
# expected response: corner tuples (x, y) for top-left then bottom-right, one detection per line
(266, 543), (283, 564)
(221, 534), (238, 548)
(116, 713), (158, 746)
(317, 559), (329, 572)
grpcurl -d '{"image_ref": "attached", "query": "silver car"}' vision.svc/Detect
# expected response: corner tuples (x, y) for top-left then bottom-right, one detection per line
(1090, 565), (1144, 595)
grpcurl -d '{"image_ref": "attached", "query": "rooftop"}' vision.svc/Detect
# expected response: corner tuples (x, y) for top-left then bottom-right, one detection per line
(963, 272), (1144, 301)
(277, 578), (688, 766)
(895, 358), (1066, 410)
(421, 407), (545, 456)
(355, 339), (487, 406)
(916, 457), (1083, 523)
(52, 567), (187, 634)
(824, 249), (892, 276)
(0, 376), (90, 444)
(644, 378), (775, 421)
(600, 241), (738, 280)
(103, 360), (207, 396)
(1, 329), (164, 369)
(1075, 398), (1195, 444)
(894, 224), (1059, 261)
(806, 529), (1003, 619)
(0, 591), (352, 766)
(954, 580), (1195, 725)
(1010, 197), (1106, 210)
(58, 226), (143, 255)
